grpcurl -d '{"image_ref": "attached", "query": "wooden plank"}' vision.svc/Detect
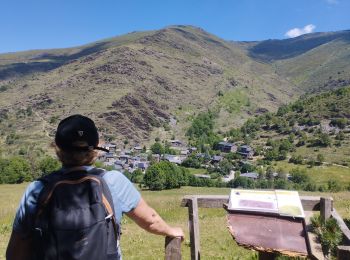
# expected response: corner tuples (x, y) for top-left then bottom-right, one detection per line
(181, 195), (228, 208)
(332, 209), (350, 245)
(188, 197), (200, 260)
(181, 195), (321, 211)
(320, 197), (333, 223)
(165, 236), (182, 260)
(300, 196), (321, 211)
(337, 246), (350, 260)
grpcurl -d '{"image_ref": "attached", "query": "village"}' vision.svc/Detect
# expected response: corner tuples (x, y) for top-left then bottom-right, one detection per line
(98, 139), (259, 183)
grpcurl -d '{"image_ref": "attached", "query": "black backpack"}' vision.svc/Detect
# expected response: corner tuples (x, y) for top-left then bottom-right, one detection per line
(32, 168), (120, 260)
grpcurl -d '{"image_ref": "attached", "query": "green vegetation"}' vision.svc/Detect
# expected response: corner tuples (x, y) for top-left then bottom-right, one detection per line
(0, 155), (60, 184)
(310, 214), (343, 257)
(1, 184), (350, 259)
(186, 111), (220, 152)
(219, 89), (250, 114)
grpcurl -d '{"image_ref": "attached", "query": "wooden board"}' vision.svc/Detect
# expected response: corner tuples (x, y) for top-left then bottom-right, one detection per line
(227, 212), (311, 257)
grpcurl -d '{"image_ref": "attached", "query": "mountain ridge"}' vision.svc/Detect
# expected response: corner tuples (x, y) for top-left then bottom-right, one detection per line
(0, 25), (349, 155)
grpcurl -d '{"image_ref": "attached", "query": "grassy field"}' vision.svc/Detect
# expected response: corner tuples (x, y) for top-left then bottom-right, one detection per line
(1, 184), (350, 259)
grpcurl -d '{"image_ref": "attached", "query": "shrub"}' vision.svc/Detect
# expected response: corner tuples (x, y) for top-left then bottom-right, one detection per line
(310, 215), (342, 256)
(143, 161), (187, 190)
(150, 142), (164, 155)
(289, 168), (309, 184)
(327, 179), (342, 192)
(0, 157), (32, 184)
(130, 169), (144, 183)
(144, 163), (166, 190)
(38, 156), (61, 176)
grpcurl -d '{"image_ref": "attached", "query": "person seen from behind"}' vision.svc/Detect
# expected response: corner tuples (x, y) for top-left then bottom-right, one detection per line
(6, 114), (184, 260)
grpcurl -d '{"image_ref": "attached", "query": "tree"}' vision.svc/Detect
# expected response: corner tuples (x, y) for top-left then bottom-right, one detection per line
(38, 156), (61, 176)
(290, 168), (310, 184)
(218, 159), (233, 176)
(0, 157), (32, 184)
(131, 169), (144, 183)
(144, 164), (166, 190)
(150, 142), (164, 155)
(143, 161), (186, 190)
(266, 166), (275, 180)
(228, 176), (255, 189)
(240, 162), (256, 173)
(182, 155), (201, 168)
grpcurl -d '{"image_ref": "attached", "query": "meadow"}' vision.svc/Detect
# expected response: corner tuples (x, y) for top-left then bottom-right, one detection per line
(1, 184), (350, 259)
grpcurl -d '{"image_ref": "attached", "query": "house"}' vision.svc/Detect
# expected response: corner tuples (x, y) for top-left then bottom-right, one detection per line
(133, 145), (143, 154)
(103, 161), (115, 168)
(137, 162), (149, 171)
(217, 141), (237, 153)
(164, 154), (183, 164)
(114, 164), (123, 171)
(169, 140), (183, 147)
(102, 143), (117, 153)
(189, 147), (197, 153)
(180, 149), (189, 155)
(240, 172), (259, 180)
(211, 155), (223, 163)
(104, 153), (116, 163)
(119, 154), (131, 163)
(237, 145), (254, 159)
(123, 150), (132, 155)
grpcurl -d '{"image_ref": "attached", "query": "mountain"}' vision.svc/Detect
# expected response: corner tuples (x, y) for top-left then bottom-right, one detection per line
(0, 26), (349, 155)
(242, 30), (350, 92)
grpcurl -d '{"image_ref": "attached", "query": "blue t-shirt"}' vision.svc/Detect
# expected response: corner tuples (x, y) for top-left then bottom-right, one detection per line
(12, 166), (141, 258)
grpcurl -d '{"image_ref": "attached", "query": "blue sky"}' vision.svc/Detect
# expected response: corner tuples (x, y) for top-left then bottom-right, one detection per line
(1, 0), (350, 53)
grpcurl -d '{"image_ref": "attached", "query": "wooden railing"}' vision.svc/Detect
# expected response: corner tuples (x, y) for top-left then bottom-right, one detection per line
(164, 195), (350, 260)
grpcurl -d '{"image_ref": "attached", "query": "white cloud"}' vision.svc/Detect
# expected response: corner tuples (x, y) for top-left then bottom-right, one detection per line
(285, 24), (316, 38)
(326, 0), (339, 5)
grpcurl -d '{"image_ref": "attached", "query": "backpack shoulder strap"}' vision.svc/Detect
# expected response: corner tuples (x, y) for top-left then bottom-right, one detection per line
(88, 168), (117, 217)
(35, 170), (64, 216)
(86, 168), (120, 241)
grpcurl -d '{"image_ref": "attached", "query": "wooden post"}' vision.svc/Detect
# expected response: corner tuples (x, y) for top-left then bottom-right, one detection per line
(188, 197), (200, 260)
(165, 236), (182, 260)
(337, 246), (350, 260)
(320, 197), (332, 223)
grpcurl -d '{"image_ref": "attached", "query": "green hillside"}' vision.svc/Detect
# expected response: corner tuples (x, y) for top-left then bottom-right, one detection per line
(227, 86), (350, 171)
(0, 26), (349, 156)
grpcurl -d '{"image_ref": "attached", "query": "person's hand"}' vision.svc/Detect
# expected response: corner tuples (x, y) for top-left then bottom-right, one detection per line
(169, 227), (185, 241)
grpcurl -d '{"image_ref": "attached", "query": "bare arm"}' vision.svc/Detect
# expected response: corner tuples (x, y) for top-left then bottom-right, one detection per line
(126, 198), (184, 239)
(6, 231), (31, 260)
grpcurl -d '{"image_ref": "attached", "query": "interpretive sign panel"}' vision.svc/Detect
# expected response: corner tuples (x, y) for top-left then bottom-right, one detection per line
(226, 189), (310, 257)
(228, 189), (304, 218)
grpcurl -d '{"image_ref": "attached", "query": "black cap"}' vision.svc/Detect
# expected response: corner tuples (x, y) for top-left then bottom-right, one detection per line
(55, 115), (108, 152)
